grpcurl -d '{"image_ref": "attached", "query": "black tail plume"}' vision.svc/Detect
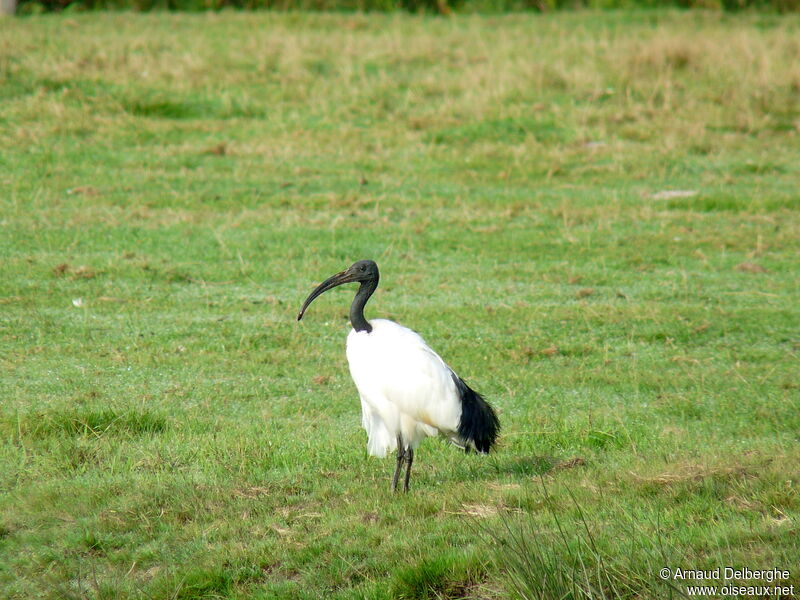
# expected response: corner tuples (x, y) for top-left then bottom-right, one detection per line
(452, 373), (500, 454)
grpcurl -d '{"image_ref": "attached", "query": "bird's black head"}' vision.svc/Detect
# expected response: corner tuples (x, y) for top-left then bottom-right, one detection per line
(345, 259), (379, 282)
(297, 260), (380, 322)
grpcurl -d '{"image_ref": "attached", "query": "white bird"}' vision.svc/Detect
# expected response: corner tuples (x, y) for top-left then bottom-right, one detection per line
(297, 259), (499, 492)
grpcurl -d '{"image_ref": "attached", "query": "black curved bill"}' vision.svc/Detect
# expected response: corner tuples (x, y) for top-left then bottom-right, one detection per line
(297, 270), (358, 321)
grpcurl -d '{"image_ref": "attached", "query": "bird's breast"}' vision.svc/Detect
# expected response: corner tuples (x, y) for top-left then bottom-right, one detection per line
(345, 319), (461, 433)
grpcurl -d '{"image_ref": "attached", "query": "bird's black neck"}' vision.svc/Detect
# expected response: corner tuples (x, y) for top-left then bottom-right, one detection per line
(350, 279), (378, 333)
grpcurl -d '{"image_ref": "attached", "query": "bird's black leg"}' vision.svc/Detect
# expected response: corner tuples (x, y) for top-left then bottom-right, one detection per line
(391, 435), (405, 493)
(403, 448), (414, 493)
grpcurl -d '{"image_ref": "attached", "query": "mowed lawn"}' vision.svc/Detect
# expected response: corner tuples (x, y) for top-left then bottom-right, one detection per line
(1, 10), (799, 599)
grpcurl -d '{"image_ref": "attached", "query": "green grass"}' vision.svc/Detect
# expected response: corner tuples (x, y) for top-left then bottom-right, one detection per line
(1, 10), (799, 600)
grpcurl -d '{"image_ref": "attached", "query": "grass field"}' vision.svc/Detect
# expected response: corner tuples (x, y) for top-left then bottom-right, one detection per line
(1, 10), (799, 599)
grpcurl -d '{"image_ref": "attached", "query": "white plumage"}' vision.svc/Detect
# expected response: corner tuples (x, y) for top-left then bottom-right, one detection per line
(347, 319), (463, 457)
(297, 260), (499, 492)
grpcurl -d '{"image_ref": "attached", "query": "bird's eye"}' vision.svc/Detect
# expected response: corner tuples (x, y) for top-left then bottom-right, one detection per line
(360, 265), (366, 271)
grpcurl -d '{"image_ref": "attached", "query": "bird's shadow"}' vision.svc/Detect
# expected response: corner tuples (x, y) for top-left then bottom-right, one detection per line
(476, 454), (587, 481)
(490, 455), (560, 478)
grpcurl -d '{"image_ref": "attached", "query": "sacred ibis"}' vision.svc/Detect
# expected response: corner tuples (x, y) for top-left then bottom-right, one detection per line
(297, 260), (499, 492)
